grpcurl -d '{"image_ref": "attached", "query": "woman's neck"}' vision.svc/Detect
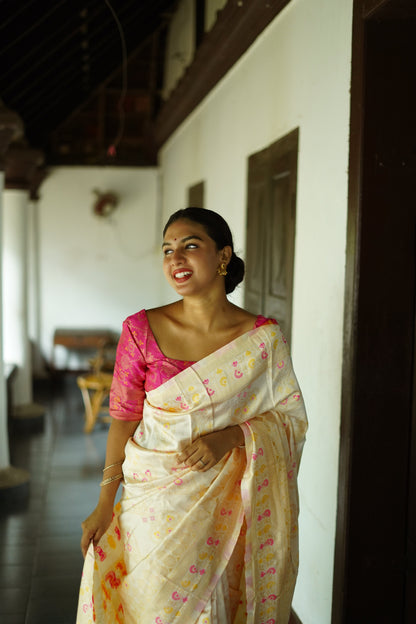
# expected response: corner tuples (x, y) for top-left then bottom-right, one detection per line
(179, 295), (235, 334)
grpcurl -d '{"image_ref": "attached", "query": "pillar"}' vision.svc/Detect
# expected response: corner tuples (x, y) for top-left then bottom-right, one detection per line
(0, 101), (30, 505)
(3, 141), (45, 424)
(28, 169), (48, 378)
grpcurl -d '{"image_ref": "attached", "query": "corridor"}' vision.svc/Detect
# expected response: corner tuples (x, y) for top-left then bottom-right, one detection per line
(0, 376), (108, 623)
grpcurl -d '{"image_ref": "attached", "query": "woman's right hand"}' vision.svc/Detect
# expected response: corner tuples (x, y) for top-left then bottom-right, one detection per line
(80, 502), (114, 558)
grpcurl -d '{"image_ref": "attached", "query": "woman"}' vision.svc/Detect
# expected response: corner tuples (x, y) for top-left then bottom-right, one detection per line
(77, 207), (307, 624)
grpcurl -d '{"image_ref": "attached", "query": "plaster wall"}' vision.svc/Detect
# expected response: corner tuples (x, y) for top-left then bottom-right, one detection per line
(158, 0), (354, 621)
(163, 0), (195, 99)
(37, 167), (162, 368)
(0, 171), (10, 468)
(205, 0), (227, 32)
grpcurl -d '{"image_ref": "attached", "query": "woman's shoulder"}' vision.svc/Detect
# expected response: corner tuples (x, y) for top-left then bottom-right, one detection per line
(230, 306), (278, 330)
(123, 308), (148, 330)
(255, 314), (278, 328)
(145, 303), (180, 328)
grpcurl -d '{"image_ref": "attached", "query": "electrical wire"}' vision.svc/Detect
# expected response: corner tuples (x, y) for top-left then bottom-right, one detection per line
(103, 0), (128, 157)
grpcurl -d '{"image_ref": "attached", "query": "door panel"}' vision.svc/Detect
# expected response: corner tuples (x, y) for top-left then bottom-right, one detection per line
(244, 149), (269, 316)
(187, 181), (204, 207)
(334, 9), (416, 622)
(245, 130), (298, 341)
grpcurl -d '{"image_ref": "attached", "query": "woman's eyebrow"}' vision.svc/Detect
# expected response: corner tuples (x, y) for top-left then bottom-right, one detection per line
(162, 235), (203, 248)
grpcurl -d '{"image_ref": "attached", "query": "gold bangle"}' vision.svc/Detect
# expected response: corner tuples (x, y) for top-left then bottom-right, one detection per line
(100, 473), (123, 487)
(103, 461), (123, 472)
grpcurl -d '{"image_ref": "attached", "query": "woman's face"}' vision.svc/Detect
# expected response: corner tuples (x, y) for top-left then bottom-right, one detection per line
(162, 219), (230, 296)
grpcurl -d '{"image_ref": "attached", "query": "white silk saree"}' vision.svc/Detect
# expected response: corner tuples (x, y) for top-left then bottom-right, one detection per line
(77, 322), (307, 624)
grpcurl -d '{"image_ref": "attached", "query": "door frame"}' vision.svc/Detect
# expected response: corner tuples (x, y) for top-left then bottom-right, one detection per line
(333, 0), (416, 621)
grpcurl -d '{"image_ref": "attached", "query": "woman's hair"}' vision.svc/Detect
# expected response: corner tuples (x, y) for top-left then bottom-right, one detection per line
(163, 207), (245, 294)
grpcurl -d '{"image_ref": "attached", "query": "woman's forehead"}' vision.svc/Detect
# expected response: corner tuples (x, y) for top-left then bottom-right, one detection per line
(163, 219), (208, 240)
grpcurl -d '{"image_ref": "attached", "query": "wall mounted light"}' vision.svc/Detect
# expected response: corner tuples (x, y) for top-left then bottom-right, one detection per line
(92, 189), (119, 217)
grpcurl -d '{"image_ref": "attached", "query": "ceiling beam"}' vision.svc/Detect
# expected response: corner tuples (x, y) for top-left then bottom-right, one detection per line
(154, 0), (292, 147)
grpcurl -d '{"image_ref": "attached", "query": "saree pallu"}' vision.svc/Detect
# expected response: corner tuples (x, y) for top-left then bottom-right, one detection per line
(77, 323), (307, 624)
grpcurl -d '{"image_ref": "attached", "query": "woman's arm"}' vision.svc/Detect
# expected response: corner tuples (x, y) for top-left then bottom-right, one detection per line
(176, 425), (245, 472)
(80, 419), (139, 557)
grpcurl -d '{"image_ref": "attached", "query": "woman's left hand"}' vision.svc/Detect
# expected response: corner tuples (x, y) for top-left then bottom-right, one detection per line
(176, 425), (244, 472)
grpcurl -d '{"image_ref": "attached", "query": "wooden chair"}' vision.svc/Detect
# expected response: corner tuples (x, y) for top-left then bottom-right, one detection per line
(76, 342), (116, 433)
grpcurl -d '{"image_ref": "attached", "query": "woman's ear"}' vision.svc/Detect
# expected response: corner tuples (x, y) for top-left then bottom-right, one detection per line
(221, 245), (232, 265)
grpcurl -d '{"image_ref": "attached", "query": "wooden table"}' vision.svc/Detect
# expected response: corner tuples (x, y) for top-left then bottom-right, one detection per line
(51, 328), (117, 372)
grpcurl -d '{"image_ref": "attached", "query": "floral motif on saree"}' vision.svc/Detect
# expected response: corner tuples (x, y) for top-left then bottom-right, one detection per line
(77, 323), (307, 624)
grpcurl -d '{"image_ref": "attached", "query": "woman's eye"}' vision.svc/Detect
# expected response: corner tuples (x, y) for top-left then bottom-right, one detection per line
(163, 249), (173, 256)
(186, 243), (197, 249)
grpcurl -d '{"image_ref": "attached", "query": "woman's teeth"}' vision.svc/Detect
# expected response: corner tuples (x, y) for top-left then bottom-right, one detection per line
(175, 271), (192, 278)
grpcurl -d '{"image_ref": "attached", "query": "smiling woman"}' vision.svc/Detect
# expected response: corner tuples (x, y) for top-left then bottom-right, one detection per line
(162, 207), (245, 295)
(162, 220), (230, 300)
(77, 207), (308, 624)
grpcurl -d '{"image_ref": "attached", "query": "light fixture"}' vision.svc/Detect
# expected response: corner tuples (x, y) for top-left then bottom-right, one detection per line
(92, 189), (119, 217)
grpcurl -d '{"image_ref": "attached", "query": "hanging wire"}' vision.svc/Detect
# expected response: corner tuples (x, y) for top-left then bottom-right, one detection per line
(103, 0), (128, 157)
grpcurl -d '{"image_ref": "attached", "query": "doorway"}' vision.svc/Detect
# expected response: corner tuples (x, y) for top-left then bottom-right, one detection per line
(244, 129), (298, 342)
(333, 1), (416, 622)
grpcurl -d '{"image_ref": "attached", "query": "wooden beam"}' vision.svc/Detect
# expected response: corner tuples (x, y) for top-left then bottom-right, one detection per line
(154, 0), (291, 147)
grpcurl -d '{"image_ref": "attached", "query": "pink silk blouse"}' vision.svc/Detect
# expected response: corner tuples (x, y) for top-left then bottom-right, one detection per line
(109, 309), (277, 422)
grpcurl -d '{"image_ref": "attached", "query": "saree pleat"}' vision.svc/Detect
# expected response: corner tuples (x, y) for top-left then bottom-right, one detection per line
(77, 323), (307, 624)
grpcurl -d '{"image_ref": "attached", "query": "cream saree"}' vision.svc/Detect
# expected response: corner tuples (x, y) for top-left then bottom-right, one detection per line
(77, 323), (307, 624)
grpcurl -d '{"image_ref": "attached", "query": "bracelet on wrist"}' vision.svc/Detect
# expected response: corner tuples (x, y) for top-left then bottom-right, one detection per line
(103, 460), (123, 473)
(100, 473), (123, 487)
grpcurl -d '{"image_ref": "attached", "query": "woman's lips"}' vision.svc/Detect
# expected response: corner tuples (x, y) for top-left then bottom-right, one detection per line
(173, 269), (193, 283)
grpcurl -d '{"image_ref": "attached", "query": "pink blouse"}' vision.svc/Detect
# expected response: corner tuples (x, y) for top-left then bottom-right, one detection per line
(109, 309), (277, 422)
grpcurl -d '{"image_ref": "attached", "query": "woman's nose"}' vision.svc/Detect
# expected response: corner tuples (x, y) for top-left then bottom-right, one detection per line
(170, 248), (184, 264)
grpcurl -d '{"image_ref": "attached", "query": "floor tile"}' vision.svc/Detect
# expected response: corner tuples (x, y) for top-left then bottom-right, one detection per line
(0, 544), (37, 566)
(0, 564), (33, 588)
(0, 376), (109, 623)
(25, 575), (80, 622)
(0, 615), (27, 624)
(0, 586), (29, 614)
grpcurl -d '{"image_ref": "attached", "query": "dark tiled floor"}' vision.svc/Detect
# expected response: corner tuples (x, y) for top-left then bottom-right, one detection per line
(0, 376), (109, 624)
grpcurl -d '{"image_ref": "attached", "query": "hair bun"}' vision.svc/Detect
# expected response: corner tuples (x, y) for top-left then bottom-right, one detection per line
(225, 252), (245, 294)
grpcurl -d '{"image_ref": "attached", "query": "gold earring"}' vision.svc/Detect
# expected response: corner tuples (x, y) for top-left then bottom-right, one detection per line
(217, 262), (227, 276)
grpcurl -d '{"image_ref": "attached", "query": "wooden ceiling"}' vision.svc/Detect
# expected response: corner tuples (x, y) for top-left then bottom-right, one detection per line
(0, 0), (295, 167)
(0, 0), (177, 166)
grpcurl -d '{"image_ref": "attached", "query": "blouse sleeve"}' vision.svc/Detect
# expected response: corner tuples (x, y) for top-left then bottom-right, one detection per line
(109, 317), (146, 422)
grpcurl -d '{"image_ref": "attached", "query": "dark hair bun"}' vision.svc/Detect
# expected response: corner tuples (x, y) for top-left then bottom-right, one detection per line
(225, 252), (245, 294)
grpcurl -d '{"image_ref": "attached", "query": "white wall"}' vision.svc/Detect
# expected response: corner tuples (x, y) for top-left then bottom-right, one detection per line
(0, 171), (10, 469)
(205, 0), (227, 32)
(162, 0), (195, 100)
(38, 167), (163, 367)
(158, 0), (353, 621)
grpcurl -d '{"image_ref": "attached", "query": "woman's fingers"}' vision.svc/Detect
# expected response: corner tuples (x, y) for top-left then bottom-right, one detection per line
(177, 448), (205, 469)
(80, 530), (93, 557)
(80, 518), (100, 557)
(176, 439), (217, 470)
(177, 429), (237, 471)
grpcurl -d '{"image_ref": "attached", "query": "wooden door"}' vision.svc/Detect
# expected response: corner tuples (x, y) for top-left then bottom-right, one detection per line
(244, 129), (298, 340)
(244, 147), (268, 318)
(187, 180), (204, 208)
(333, 3), (416, 622)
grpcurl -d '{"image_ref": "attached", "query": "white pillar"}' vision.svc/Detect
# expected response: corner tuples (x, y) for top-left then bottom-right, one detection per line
(3, 188), (32, 405)
(0, 103), (30, 500)
(28, 179), (47, 378)
(3, 143), (44, 421)
(0, 170), (10, 469)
